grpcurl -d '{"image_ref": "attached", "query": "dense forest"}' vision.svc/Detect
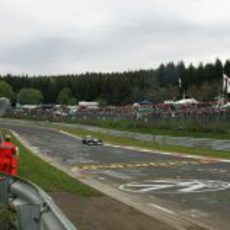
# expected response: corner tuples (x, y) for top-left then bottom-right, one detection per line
(0, 59), (229, 105)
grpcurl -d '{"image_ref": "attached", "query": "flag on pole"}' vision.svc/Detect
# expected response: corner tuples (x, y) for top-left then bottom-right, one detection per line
(178, 78), (182, 88)
(223, 73), (230, 94)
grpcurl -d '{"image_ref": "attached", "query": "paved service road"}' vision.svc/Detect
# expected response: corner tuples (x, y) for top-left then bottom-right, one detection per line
(1, 119), (230, 230)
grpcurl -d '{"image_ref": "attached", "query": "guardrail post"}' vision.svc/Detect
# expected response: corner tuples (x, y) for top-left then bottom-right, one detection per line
(0, 174), (77, 229)
(16, 204), (41, 230)
(0, 176), (9, 205)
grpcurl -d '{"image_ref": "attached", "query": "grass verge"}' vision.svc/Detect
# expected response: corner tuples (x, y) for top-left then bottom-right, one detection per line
(66, 119), (230, 140)
(5, 116), (230, 140)
(1, 129), (101, 196)
(53, 125), (230, 160)
(0, 204), (16, 230)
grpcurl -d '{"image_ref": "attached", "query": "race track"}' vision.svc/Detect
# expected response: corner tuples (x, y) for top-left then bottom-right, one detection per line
(1, 119), (230, 230)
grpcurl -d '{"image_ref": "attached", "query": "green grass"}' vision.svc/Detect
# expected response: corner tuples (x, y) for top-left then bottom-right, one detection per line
(127, 127), (230, 139)
(0, 204), (16, 230)
(53, 125), (230, 160)
(70, 118), (230, 140)
(1, 129), (100, 196)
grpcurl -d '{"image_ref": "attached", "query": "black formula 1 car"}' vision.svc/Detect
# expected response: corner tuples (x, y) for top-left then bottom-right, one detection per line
(82, 135), (103, 145)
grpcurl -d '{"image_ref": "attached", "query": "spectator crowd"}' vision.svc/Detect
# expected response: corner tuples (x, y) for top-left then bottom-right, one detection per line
(9, 100), (230, 123)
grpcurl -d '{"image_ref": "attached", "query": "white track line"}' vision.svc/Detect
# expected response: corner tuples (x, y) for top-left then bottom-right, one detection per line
(148, 203), (176, 214)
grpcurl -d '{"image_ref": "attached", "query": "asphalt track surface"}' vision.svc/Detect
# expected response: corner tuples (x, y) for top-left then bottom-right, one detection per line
(1, 119), (230, 230)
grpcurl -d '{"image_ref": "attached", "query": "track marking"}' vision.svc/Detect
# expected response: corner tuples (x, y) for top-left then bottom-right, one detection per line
(77, 159), (214, 170)
(148, 203), (175, 214)
(120, 179), (230, 194)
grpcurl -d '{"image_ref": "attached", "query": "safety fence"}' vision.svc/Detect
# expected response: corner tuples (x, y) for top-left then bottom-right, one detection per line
(6, 108), (230, 134)
(0, 173), (77, 230)
(7, 108), (230, 121)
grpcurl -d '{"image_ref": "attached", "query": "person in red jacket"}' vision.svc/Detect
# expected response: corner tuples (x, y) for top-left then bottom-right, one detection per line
(0, 134), (18, 176)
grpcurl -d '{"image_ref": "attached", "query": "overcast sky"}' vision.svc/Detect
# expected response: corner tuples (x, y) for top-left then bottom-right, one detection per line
(0, 0), (230, 75)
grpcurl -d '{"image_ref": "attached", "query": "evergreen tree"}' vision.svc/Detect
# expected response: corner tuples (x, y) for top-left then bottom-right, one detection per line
(224, 60), (230, 76)
(0, 59), (228, 104)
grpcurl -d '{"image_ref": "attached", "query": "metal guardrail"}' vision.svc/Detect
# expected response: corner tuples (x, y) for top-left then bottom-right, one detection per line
(0, 173), (77, 230)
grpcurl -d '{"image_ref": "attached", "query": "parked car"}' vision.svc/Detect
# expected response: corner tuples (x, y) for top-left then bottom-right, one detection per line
(82, 135), (103, 145)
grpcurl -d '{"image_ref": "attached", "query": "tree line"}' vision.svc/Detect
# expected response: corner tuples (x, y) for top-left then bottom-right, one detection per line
(0, 59), (229, 105)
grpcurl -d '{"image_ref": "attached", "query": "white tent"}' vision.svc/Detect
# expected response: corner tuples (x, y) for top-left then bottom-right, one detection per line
(175, 98), (198, 105)
(20, 105), (38, 109)
(164, 100), (176, 105)
(220, 102), (230, 108)
(78, 101), (99, 109)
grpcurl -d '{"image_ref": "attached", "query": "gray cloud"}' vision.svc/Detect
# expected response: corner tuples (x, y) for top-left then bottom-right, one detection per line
(0, 0), (230, 74)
